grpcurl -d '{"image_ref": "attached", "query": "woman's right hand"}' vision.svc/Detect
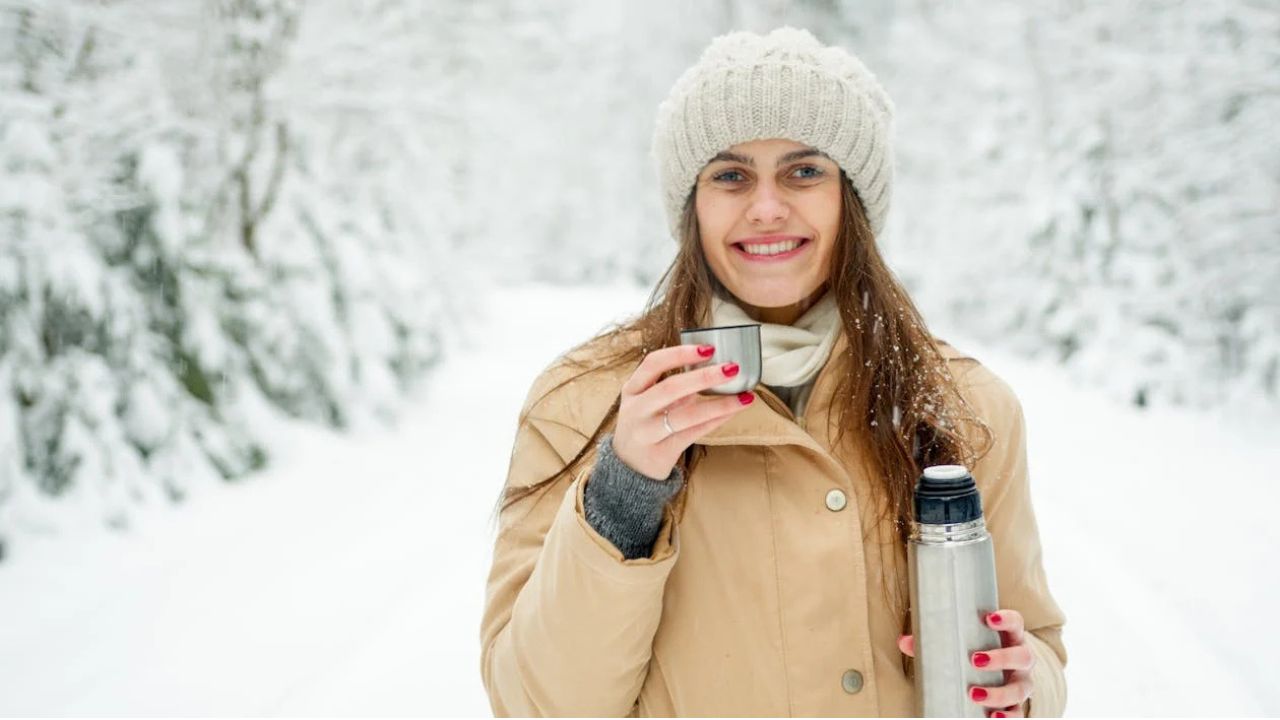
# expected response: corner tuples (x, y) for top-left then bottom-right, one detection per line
(611, 343), (756, 480)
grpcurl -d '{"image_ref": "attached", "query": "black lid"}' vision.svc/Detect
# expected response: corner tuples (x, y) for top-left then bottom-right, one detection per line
(913, 465), (983, 524)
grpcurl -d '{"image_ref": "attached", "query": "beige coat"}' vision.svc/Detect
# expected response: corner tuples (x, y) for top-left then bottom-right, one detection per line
(481, 330), (1068, 716)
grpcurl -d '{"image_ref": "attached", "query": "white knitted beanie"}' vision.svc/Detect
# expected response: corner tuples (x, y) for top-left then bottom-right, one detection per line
(650, 26), (895, 241)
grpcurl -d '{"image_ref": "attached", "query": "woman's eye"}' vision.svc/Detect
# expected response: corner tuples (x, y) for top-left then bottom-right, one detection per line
(710, 166), (824, 183)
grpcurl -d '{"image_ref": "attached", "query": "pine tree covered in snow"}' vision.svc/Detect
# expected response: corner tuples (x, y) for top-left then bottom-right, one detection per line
(0, 0), (460, 557)
(1007, 1), (1279, 412)
(859, 0), (1279, 415)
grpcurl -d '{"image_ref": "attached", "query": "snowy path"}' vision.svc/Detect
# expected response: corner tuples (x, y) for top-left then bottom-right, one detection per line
(0, 283), (1276, 716)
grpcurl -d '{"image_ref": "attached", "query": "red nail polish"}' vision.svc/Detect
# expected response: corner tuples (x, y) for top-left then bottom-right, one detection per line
(988, 613), (1002, 626)
(697, 344), (715, 357)
(972, 652), (991, 668)
(970, 687), (988, 702)
(722, 362), (740, 377)
(738, 392), (754, 405)
(991, 713), (1007, 718)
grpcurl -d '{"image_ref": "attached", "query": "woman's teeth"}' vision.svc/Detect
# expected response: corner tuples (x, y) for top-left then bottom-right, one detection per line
(741, 239), (803, 256)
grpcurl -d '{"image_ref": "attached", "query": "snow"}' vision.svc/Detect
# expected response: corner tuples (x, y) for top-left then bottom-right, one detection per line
(1, 283), (1276, 716)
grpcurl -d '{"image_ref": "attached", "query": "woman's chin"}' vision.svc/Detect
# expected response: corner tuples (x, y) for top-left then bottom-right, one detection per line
(727, 286), (822, 311)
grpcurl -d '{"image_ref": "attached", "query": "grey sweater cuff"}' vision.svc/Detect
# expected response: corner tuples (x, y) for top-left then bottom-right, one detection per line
(582, 432), (685, 560)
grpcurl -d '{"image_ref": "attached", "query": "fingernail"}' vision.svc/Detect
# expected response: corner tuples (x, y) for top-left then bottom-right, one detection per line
(972, 652), (991, 668)
(988, 613), (1002, 626)
(970, 687), (988, 702)
(738, 392), (754, 405)
(991, 713), (1007, 718)
(722, 362), (740, 377)
(697, 344), (715, 357)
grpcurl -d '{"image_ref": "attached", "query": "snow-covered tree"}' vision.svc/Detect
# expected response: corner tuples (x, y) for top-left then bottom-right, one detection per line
(863, 0), (1279, 414)
(0, 0), (457, 557)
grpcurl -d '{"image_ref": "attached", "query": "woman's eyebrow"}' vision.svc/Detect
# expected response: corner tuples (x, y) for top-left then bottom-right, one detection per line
(706, 148), (832, 167)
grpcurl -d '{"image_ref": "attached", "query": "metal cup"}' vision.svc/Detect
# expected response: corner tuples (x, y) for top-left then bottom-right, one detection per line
(678, 323), (762, 395)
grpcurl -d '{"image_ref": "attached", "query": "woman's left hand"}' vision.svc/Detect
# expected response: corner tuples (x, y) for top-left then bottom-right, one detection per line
(897, 608), (1035, 718)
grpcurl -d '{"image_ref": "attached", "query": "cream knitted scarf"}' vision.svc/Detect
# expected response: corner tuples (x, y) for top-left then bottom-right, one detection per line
(709, 291), (841, 388)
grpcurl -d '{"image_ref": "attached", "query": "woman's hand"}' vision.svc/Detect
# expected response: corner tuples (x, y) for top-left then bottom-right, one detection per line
(612, 343), (756, 480)
(897, 608), (1036, 718)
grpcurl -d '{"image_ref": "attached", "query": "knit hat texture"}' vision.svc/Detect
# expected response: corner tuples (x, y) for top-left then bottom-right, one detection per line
(650, 26), (895, 240)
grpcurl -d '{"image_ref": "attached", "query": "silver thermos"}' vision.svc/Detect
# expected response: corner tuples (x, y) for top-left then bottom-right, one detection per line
(907, 464), (1005, 717)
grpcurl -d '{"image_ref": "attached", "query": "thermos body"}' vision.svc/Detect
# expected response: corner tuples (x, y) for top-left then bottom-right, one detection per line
(908, 465), (1005, 717)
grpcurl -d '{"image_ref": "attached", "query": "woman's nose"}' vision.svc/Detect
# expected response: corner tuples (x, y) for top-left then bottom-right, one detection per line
(746, 183), (789, 225)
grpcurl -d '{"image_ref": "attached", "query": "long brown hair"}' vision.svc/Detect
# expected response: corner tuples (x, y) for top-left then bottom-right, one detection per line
(494, 171), (993, 673)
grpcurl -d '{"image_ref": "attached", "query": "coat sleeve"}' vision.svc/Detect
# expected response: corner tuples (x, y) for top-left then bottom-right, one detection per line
(479, 374), (680, 717)
(965, 368), (1069, 718)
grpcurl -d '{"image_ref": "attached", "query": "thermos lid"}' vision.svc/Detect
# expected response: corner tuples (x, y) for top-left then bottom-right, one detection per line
(914, 464), (983, 524)
(922, 465), (969, 481)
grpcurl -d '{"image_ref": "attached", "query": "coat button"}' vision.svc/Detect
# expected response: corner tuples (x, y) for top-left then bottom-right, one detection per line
(825, 488), (847, 512)
(841, 669), (864, 694)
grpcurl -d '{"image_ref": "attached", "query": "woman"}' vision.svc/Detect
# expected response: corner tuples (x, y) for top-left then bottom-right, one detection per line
(480, 27), (1067, 718)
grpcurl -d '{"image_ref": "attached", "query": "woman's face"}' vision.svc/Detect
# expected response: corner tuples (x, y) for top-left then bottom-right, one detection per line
(695, 138), (841, 323)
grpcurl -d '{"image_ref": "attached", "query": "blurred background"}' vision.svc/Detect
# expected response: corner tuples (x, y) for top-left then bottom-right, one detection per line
(1, 0), (1276, 716)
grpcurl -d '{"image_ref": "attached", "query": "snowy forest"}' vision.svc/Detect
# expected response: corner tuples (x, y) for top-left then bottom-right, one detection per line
(1, 0), (1277, 555)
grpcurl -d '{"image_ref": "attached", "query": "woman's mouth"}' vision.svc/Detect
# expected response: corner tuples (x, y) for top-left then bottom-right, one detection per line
(731, 237), (811, 263)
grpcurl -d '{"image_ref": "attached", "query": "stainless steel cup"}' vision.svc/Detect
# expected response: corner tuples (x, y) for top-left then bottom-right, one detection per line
(678, 323), (762, 395)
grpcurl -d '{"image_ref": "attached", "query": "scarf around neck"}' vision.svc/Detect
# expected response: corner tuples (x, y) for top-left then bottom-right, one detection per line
(709, 290), (842, 388)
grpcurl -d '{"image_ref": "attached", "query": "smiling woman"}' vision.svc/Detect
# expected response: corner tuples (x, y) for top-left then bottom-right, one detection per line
(482, 26), (1068, 718)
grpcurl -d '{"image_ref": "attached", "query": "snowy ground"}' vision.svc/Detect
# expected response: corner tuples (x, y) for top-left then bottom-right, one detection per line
(0, 283), (1276, 716)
